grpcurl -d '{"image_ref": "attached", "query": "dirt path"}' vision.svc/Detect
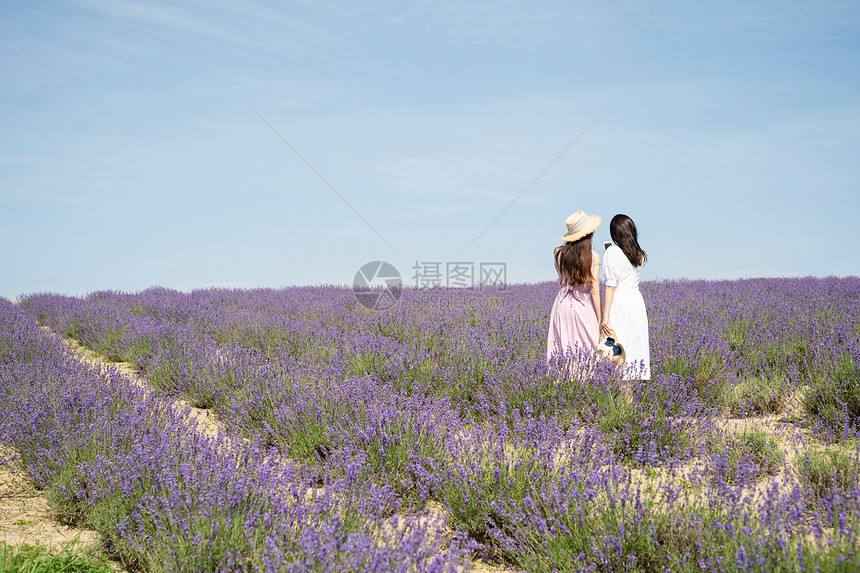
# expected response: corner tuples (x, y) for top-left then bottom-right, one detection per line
(0, 445), (126, 571)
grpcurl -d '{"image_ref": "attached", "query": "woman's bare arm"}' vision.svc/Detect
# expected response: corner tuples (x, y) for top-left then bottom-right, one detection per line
(591, 261), (602, 323)
(602, 285), (616, 336)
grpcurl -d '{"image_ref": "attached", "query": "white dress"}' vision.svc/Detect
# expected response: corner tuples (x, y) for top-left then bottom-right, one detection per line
(603, 245), (650, 380)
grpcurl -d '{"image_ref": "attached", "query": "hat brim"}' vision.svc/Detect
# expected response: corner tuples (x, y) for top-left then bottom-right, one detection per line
(562, 215), (601, 242)
(597, 330), (627, 362)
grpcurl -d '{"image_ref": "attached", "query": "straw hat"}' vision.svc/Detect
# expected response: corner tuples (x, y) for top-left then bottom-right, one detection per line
(562, 211), (601, 242)
(595, 329), (627, 364)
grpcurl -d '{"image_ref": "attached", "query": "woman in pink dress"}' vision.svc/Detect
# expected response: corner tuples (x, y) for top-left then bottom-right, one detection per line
(546, 211), (603, 365)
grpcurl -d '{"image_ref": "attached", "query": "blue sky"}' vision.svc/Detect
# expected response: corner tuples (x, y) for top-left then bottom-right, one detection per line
(1, 0), (858, 298)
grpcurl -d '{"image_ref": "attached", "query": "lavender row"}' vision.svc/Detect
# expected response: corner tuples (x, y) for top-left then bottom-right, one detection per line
(15, 277), (860, 570)
(0, 299), (473, 572)
(21, 279), (860, 447)
(21, 285), (713, 465)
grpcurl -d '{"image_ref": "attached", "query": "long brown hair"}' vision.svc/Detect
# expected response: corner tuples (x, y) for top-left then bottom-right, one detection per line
(609, 214), (647, 267)
(556, 232), (595, 286)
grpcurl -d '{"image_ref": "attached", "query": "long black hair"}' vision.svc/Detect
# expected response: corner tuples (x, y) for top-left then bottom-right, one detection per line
(610, 214), (647, 267)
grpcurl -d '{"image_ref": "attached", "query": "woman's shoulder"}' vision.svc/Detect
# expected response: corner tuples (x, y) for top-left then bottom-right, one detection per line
(605, 245), (634, 269)
(606, 244), (645, 269)
(604, 244), (622, 261)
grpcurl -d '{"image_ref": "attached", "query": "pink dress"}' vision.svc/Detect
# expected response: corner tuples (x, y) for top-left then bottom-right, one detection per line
(546, 250), (600, 362)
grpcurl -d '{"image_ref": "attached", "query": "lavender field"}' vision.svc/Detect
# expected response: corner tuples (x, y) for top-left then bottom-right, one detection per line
(2, 277), (860, 572)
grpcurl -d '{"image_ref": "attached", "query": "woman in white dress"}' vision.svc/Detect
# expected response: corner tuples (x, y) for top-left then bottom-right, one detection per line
(601, 214), (650, 380)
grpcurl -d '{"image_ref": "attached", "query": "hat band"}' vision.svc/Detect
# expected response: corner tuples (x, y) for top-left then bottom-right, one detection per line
(566, 213), (591, 234)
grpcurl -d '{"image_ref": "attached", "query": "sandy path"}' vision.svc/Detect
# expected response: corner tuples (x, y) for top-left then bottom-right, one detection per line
(0, 445), (126, 570)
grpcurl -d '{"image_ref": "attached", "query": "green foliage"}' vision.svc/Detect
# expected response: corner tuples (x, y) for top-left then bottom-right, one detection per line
(508, 500), (860, 573)
(145, 358), (181, 394)
(349, 351), (394, 381)
(121, 513), (249, 573)
(796, 448), (860, 503)
(62, 320), (86, 344)
(128, 303), (150, 318)
(89, 327), (127, 363)
(268, 404), (333, 463)
(585, 381), (694, 465)
(235, 326), (301, 360)
(511, 507), (726, 572)
(120, 337), (153, 368)
(356, 421), (443, 504)
(725, 376), (793, 416)
(0, 540), (111, 573)
(501, 373), (573, 424)
(711, 430), (785, 482)
(734, 430), (784, 475)
(47, 466), (93, 526)
(805, 355), (860, 437)
(726, 318), (812, 381)
(186, 379), (228, 410)
(659, 349), (728, 407)
(435, 442), (542, 545)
